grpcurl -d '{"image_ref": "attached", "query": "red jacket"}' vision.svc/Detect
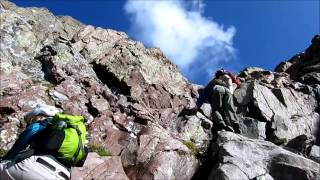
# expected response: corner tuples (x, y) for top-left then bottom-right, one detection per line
(227, 72), (241, 87)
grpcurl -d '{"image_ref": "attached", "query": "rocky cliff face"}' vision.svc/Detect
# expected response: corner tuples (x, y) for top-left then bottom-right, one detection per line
(0, 1), (319, 180)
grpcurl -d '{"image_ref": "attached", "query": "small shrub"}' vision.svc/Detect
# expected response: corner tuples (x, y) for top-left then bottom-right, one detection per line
(87, 143), (111, 157)
(181, 140), (198, 156)
(42, 82), (54, 88)
(0, 149), (7, 158)
(177, 150), (188, 156)
(272, 138), (288, 145)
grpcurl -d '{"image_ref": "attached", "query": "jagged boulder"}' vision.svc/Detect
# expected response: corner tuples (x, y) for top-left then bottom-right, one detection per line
(275, 34), (320, 85)
(71, 153), (129, 180)
(310, 145), (320, 163)
(238, 117), (266, 140)
(234, 74), (319, 143)
(133, 133), (199, 179)
(209, 131), (320, 180)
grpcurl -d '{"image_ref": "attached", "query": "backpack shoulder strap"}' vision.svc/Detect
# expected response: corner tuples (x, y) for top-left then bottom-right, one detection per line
(68, 124), (84, 166)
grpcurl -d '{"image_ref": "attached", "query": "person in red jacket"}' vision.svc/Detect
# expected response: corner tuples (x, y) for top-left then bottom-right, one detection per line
(196, 69), (241, 133)
(227, 71), (241, 89)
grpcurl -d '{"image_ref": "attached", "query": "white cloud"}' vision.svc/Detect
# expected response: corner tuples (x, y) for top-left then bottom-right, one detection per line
(124, 0), (236, 83)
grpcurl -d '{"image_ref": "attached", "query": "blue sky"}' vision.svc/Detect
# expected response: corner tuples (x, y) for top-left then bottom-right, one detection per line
(11, 0), (319, 85)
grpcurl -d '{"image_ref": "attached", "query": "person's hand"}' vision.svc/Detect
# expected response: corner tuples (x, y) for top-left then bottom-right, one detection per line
(191, 107), (199, 114)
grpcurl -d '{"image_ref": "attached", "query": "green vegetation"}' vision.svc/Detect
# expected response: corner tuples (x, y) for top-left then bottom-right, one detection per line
(42, 81), (55, 89)
(272, 138), (288, 145)
(181, 140), (198, 156)
(31, 79), (42, 85)
(27, 79), (54, 90)
(177, 150), (188, 156)
(87, 143), (111, 157)
(0, 149), (7, 158)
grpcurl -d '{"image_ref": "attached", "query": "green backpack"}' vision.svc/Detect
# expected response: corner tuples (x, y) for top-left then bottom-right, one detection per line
(46, 113), (88, 167)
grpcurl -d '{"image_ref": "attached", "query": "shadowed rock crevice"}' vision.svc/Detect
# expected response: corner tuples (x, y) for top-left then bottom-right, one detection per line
(191, 160), (216, 180)
(191, 141), (220, 180)
(265, 121), (275, 142)
(132, 116), (148, 126)
(0, 106), (16, 116)
(92, 63), (131, 96)
(85, 101), (99, 118)
(35, 46), (65, 84)
(246, 101), (266, 121)
(272, 88), (287, 107)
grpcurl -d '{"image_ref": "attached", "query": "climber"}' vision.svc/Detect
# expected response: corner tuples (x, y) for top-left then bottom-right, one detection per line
(0, 104), (88, 180)
(196, 69), (241, 133)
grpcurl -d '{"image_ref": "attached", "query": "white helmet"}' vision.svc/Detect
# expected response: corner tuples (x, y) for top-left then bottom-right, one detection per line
(25, 104), (60, 123)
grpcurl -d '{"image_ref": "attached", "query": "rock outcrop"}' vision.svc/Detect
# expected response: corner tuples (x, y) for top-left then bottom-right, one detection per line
(209, 132), (320, 180)
(71, 153), (129, 180)
(0, 1), (203, 179)
(234, 70), (319, 143)
(275, 34), (320, 85)
(0, 1), (319, 179)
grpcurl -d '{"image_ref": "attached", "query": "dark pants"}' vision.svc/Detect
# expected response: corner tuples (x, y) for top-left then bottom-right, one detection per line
(210, 85), (239, 130)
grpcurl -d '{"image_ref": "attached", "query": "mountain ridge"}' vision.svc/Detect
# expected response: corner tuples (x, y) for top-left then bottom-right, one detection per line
(0, 1), (319, 179)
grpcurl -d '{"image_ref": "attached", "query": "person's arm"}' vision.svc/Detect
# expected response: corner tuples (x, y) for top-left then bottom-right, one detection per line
(196, 80), (213, 108)
(4, 121), (47, 160)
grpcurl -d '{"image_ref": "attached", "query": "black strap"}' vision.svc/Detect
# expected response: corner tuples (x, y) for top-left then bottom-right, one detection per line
(69, 125), (84, 165)
(5, 148), (35, 168)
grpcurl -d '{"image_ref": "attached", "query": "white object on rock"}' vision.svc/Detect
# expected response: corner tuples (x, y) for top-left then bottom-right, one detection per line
(25, 104), (60, 121)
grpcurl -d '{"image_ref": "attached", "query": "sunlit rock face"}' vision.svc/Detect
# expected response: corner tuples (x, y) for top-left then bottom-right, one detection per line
(0, 1), (319, 179)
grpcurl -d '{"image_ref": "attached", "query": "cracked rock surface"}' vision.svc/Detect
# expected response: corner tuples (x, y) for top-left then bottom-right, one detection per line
(0, 1), (319, 179)
(209, 132), (320, 180)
